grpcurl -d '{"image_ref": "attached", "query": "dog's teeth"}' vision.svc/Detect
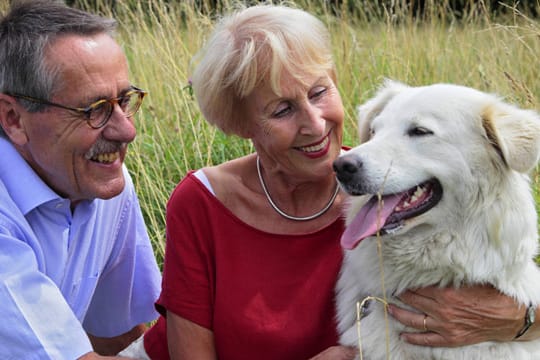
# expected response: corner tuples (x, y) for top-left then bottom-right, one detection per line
(385, 224), (403, 234)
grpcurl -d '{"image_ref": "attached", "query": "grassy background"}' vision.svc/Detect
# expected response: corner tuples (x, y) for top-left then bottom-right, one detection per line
(4, 0), (539, 266)
(120, 0), (540, 266)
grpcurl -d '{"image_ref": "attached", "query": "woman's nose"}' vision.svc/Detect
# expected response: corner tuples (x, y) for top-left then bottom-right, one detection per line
(299, 104), (325, 136)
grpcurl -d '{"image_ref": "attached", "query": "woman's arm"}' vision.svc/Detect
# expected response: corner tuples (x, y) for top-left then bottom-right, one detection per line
(167, 311), (217, 360)
(389, 284), (532, 346)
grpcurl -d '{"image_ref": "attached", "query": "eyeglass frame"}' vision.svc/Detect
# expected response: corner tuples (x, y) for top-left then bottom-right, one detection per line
(6, 86), (147, 129)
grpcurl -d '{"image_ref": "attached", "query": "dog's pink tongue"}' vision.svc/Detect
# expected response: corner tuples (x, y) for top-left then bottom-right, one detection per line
(341, 193), (405, 250)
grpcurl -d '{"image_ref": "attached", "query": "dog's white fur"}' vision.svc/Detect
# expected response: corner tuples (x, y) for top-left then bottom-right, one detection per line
(334, 80), (540, 359)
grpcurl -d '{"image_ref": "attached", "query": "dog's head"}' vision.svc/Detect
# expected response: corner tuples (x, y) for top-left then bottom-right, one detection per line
(334, 79), (540, 250)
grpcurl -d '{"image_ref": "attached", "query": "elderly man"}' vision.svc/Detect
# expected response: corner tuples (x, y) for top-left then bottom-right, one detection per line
(0, 1), (161, 358)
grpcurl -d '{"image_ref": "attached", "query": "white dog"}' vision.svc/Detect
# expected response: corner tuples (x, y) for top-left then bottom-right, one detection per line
(333, 80), (540, 359)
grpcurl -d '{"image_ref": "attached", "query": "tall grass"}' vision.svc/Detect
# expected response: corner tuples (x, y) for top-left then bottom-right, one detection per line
(64, 0), (540, 265)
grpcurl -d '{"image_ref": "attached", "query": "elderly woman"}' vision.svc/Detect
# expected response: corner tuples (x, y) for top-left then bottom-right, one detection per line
(127, 4), (539, 360)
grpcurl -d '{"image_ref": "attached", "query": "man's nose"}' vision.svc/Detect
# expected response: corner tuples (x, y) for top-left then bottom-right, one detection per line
(101, 106), (137, 143)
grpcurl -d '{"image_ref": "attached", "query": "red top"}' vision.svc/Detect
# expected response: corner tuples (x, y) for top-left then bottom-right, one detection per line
(145, 171), (344, 360)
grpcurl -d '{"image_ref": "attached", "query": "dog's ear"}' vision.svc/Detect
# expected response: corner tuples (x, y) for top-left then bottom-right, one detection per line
(357, 79), (409, 143)
(482, 101), (540, 173)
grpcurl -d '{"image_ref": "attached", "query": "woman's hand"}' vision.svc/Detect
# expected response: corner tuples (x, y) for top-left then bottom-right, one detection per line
(309, 345), (357, 359)
(388, 284), (527, 347)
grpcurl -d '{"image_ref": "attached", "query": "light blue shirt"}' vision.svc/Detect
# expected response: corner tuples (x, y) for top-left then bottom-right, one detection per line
(0, 138), (161, 359)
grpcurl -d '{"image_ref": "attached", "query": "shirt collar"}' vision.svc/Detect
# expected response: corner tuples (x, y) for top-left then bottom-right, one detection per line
(0, 137), (60, 215)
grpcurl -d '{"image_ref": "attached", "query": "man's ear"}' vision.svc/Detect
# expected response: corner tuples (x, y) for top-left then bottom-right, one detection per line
(0, 94), (29, 145)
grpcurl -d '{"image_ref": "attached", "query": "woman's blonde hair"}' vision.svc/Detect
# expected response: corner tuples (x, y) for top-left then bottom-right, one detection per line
(191, 4), (336, 136)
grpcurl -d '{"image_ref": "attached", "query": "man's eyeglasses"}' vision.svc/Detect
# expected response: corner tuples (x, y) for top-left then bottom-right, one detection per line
(7, 86), (147, 129)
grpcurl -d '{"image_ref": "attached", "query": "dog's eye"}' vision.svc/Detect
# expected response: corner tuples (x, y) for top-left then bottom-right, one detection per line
(408, 126), (433, 136)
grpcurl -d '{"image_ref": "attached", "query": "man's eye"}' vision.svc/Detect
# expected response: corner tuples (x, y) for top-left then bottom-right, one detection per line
(89, 102), (109, 117)
(119, 96), (132, 110)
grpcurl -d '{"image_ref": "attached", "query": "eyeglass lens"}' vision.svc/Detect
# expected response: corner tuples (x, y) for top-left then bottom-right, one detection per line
(88, 91), (143, 128)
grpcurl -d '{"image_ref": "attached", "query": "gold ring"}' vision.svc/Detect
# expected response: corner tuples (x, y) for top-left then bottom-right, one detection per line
(423, 314), (428, 331)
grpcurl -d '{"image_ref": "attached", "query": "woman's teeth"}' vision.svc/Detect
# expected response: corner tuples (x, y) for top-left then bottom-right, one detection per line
(299, 136), (329, 153)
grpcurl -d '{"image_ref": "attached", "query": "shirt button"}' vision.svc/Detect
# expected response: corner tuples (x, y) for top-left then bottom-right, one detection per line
(55, 202), (63, 209)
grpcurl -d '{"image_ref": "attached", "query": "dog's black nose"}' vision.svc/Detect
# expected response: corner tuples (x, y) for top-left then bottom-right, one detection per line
(333, 155), (362, 183)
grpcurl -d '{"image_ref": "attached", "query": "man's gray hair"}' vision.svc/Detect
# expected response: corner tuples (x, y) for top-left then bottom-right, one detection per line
(0, 0), (117, 132)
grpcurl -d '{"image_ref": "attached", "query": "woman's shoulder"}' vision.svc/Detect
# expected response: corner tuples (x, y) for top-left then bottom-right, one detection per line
(168, 154), (257, 208)
(204, 154), (254, 177)
(202, 154), (257, 195)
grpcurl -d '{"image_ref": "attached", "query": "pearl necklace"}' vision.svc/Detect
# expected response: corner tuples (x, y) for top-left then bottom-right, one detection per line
(256, 156), (340, 221)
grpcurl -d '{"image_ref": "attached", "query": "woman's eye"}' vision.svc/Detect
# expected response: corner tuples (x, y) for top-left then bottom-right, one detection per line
(309, 86), (327, 100)
(272, 103), (292, 118)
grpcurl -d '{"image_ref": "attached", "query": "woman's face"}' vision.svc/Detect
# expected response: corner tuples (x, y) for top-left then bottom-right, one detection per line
(245, 71), (344, 181)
